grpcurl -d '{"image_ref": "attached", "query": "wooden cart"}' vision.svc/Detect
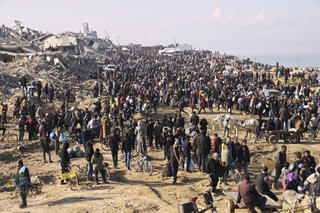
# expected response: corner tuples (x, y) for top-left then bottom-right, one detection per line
(265, 129), (302, 143)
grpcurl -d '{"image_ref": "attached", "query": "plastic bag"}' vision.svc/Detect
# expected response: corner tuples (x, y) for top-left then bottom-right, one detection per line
(59, 133), (67, 142)
(189, 159), (194, 172)
(184, 159), (195, 172)
(32, 133), (39, 140)
(50, 130), (56, 139)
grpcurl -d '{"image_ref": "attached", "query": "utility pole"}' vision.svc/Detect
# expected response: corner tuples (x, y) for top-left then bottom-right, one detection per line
(293, 42), (300, 68)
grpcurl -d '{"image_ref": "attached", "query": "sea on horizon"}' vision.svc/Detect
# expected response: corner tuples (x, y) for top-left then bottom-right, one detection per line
(239, 54), (320, 68)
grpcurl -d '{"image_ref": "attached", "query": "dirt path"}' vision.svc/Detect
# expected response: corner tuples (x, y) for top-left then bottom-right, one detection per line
(1, 105), (320, 212)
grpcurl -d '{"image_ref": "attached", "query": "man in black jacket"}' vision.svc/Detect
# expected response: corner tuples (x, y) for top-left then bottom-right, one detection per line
(273, 145), (287, 189)
(20, 75), (27, 95)
(199, 116), (208, 133)
(256, 166), (278, 201)
(237, 140), (250, 175)
(60, 142), (70, 184)
(303, 150), (316, 173)
(122, 132), (134, 170)
(154, 120), (163, 149)
(86, 142), (94, 180)
(193, 129), (207, 172)
(109, 128), (121, 168)
(206, 153), (223, 193)
(146, 119), (154, 148)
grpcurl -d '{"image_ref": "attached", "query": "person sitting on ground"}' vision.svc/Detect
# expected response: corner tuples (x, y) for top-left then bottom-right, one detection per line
(256, 166), (278, 202)
(237, 174), (266, 213)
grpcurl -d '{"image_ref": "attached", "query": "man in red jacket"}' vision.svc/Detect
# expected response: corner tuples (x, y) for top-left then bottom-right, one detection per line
(237, 174), (266, 212)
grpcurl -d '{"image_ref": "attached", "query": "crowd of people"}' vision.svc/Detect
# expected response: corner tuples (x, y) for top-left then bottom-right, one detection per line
(7, 48), (320, 210)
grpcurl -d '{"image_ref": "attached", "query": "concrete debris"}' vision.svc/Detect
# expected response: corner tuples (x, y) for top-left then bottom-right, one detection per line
(0, 21), (115, 100)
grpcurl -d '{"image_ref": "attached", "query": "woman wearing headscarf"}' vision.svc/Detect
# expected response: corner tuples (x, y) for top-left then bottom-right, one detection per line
(221, 142), (232, 184)
(135, 121), (146, 155)
(59, 142), (70, 184)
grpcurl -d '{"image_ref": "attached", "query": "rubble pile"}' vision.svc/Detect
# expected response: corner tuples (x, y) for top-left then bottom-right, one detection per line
(0, 21), (114, 99)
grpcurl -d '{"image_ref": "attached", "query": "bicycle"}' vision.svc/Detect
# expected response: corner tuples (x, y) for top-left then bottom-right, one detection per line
(15, 183), (42, 198)
(177, 190), (218, 213)
(226, 162), (241, 185)
(61, 164), (79, 190)
(130, 155), (152, 176)
(26, 183), (42, 196)
(100, 139), (109, 151)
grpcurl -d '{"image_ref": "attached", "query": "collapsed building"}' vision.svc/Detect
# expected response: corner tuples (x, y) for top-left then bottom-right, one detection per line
(0, 21), (114, 100)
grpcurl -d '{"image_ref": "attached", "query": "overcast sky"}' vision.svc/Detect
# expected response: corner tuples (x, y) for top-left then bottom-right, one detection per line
(0, 0), (319, 56)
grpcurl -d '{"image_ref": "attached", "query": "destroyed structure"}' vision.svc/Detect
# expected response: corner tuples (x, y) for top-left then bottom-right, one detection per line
(0, 21), (114, 99)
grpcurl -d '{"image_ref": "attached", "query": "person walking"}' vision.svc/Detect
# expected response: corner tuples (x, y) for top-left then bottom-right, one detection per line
(26, 116), (37, 141)
(182, 135), (192, 172)
(135, 121), (146, 155)
(122, 132), (134, 170)
(236, 139), (250, 175)
(18, 116), (26, 142)
(91, 148), (107, 184)
(167, 139), (181, 184)
(39, 125), (52, 163)
(44, 83), (49, 103)
(146, 119), (154, 148)
(154, 120), (163, 149)
(109, 128), (121, 168)
(221, 142), (233, 184)
(15, 160), (31, 208)
(223, 113), (231, 138)
(59, 142), (70, 184)
(206, 153), (224, 193)
(49, 84), (54, 103)
(193, 129), (207, 172)
(86, 142), (94, 181)
(273, 145), (287, 189)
